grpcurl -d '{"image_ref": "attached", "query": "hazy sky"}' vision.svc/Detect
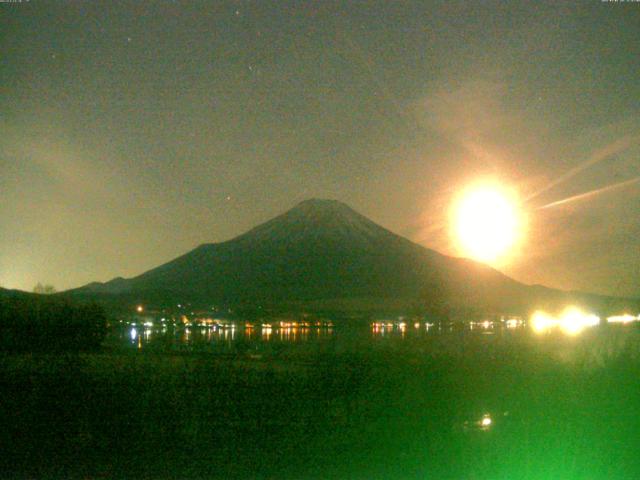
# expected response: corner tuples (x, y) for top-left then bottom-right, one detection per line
(2, 1), (639, 297)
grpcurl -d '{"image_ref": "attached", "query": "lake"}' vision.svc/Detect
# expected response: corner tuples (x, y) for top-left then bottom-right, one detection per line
(106, 316), (640, 366)
(2, 318), (640, 479)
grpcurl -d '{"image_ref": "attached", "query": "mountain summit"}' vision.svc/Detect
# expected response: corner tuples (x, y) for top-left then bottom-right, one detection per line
(232, 199), (410, 251)
(70, 199), (635, 315)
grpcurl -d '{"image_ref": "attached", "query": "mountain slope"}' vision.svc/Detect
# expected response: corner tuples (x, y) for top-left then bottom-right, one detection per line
(68, 199), (637, 316)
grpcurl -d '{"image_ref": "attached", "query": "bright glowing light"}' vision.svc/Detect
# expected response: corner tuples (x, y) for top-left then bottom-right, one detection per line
(607, 314), (638, 324)
(262, 325), (272, 341)
(531, 311), (557, 333)
(136, 305), (143, 313)
(130, 328), (137, 340)
(452, 183), (524, 264)
(475, 414), (493, 431)
(531, 307), (600, 335)
(559, 307), (600, 335)
(505, 318), (521, 329)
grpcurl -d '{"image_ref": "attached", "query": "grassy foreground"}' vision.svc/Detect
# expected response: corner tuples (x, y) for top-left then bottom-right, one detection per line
(1, 327), (640, 479)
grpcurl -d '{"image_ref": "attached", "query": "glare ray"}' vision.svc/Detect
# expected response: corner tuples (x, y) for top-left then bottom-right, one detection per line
(526, 134), (640, 202)
(538, 176), (640, 210)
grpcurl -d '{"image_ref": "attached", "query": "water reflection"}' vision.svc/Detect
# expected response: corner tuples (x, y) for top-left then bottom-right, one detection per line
(119, 319), (486, 353)
(370, 318), (528, 338)
(117, 320), (338, 351)
(111, 310), (640, 358)
(262, 325), (272, 341)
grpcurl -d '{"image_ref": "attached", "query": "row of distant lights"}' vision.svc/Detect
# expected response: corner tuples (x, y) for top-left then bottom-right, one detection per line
(531, 307), (640, 336)
(128, 321), (332, 342)
(135, 305), (637, 337)
(372, 319), (523, 331)
(129, 312), (333, 331)
(372, 322), (435, 331)
(370, 310), (638, 337)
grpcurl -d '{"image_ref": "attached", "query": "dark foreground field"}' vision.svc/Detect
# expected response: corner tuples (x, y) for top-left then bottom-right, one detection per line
(2, 327), (640, 479)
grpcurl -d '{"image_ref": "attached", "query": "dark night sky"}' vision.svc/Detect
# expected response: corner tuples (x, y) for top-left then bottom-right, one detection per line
(1, 1), (639, 297)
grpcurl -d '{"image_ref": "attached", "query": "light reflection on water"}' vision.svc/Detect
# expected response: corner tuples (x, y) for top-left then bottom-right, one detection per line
(116, 321), (341, 352)
(107, 316), (637, 352)
(106, 315), (640, 370)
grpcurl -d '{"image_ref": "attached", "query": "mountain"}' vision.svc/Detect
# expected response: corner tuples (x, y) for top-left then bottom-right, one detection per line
(0, 287), (38, 301)
(66, 199), (637, 316)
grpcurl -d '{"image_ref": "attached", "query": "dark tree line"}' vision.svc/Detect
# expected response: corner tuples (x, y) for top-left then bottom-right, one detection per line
(33, 283), (57, 295)
(0, 295), (107, 352)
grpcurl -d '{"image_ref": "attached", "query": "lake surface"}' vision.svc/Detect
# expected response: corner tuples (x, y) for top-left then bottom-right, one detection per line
(4, 318), (640, 479)
(106, 317), (640, 365)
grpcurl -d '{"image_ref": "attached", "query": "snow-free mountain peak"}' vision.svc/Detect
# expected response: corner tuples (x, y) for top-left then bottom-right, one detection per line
(234, 198), (395, 247)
